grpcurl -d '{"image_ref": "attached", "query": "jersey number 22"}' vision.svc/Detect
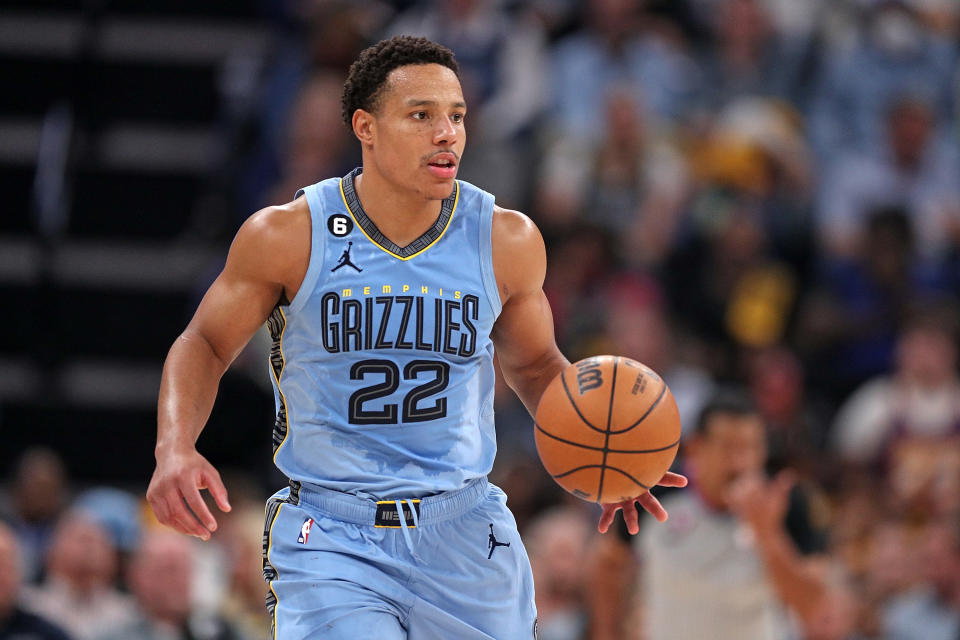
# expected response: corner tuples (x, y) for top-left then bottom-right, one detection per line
(348, 359), (450, 425)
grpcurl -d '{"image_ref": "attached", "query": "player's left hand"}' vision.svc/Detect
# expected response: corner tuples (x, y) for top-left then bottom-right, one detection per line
(597, 471), (688, 534)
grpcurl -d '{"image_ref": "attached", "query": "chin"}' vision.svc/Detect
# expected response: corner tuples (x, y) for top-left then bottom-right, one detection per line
(424, 181), (456, 201)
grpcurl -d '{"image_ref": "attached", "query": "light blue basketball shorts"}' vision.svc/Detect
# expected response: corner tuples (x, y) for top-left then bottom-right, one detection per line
(262, 477), (538, 639)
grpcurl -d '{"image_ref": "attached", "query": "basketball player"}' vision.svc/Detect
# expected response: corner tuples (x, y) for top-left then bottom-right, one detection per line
(146, 36), (685, 638)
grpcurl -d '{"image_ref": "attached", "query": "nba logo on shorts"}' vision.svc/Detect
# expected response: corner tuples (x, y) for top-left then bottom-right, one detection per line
(297, 518), (314, 544)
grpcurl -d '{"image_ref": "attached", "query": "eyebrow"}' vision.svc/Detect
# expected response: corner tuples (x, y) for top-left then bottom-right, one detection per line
(405, 99), (467, 109)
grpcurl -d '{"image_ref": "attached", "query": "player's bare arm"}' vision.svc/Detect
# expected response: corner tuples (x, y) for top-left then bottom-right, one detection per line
(489, 206), (568, 413)
(147, 198), (311, 540)
(489, 206), (686, 533)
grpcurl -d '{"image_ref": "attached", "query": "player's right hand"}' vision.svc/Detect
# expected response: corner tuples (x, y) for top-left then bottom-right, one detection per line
(146, 448), (231, 541)
(597, 471), (688, 534)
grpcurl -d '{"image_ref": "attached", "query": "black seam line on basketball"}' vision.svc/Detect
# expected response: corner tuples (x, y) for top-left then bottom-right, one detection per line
(552, 464), (604, 478)
(535, 424), (680, 453)
(614, 382), (667, 435)
(560, 370), (606, 433)
(597, 356), (619, 503)
(603, 466), (651, 490)
(552, 464), (650, 491)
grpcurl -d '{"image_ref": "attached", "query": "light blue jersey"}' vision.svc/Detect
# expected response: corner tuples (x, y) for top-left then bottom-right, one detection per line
(260, 168), (538, 638)
(266, 167), (502, 499)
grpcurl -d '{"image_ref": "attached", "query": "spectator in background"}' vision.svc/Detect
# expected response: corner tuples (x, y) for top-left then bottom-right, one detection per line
(703, 97), (815, 263)
(817, 94), (960, 261)
(831, 304), (960, 517)
(97, 531), (243, 640)
(488, 441), (567, 537)
(525, 507), (593, 640)
(541, 224), (615, 345)
(809, 0), (955, 160)
(25, 513), (134, 640)
(799, 207), (953, 397)
(664, 169), (799, 368)
(590, 391), (828, 639)
(71, 487), (142, 560)
(238, 1), (381, 213)
(696, 0), (811, 110)
(216, 503), (271, 640)
(911, 0), (960, 37)
(534, 88), (689, 264)
(803, 573), (865, 640)
(264, 72), (353, 207)
(0, 521), (72, 640)
(1, 448), (69, 584)
(746, 345), (830, 481)
(550, 0), (699, 141)
(882, 516), (960, 640)
(664, 98), (814, 368)
(857, 517), (916, 636)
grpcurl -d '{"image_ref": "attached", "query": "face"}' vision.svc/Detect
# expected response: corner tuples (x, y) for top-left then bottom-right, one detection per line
(14, 449), (66, 522)
(896, 326), (957, 387)
(889, 102), (933, 164)
(920, 521), (960, 590)
(689, 413), (767, 508)
(718, 0), (769, 45)
(47, 514), (118, 592)
(129, 533), (193, 624)
(356, 63), (466, 202)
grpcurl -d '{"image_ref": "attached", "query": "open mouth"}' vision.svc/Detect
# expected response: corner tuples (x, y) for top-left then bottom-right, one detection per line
(426, 154), (458, 178)
(428, 155), (457, 169)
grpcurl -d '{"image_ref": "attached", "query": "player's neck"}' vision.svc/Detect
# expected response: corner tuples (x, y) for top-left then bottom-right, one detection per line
(354, 168), (443, 247)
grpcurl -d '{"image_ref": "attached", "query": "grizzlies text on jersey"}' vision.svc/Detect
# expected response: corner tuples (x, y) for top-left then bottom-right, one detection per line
(267, 167), (501, 498)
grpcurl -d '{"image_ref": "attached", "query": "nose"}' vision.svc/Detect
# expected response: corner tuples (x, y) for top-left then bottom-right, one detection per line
(725, 448), (757, 477)
(433, 116), (458, 146)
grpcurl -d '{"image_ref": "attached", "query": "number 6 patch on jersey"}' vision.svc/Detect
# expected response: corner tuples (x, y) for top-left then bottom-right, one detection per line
(328, 214), (353, 237)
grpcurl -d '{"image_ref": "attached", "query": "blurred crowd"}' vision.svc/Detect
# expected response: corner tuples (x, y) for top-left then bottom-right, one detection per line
(5, 0), (960, 638)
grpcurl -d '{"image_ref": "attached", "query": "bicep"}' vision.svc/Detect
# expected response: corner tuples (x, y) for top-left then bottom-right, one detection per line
(185, 269), (281, 367)
(181, 213), (288, 366)
(492, 288), (562, 375)
(491, 288), (567, 414)
(489, 206), (569, 411)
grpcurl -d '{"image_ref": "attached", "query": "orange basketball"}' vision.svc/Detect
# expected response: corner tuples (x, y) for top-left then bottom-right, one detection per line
(534, 355), (681, 504)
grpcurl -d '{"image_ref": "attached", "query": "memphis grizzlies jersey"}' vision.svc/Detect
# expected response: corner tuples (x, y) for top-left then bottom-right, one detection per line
(265, 168), (502, 499)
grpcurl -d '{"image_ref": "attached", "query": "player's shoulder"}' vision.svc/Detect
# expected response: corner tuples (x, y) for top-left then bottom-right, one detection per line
(492, 205), (543, 249)
(234, 196), (310, 253)
(491, 205), (546, 296)
(226, 195), (311, 279)
(244, 195), (310, 237)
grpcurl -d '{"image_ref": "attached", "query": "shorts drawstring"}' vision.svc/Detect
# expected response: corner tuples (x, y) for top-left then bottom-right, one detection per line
(395, 499), (421, 562)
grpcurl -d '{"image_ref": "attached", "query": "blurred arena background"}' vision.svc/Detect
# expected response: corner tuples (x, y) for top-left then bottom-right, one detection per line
(2, 0), (960, 639)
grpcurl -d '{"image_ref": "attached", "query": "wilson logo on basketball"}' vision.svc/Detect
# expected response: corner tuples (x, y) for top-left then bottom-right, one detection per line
(575, 360), (604, 394)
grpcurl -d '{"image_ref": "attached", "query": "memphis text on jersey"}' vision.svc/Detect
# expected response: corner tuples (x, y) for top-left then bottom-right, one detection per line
(320, 284), (480, 357)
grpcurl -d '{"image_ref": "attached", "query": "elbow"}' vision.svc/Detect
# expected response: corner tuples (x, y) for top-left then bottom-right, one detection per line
(174, 330), (233, 375)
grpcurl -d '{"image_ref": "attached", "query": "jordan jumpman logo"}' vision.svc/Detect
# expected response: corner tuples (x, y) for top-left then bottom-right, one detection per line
(487, 524), (511, 559)
(331, 241), (362, 272)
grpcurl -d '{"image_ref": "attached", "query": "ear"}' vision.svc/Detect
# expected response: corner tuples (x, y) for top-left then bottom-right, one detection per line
(352, 109), (375, 146)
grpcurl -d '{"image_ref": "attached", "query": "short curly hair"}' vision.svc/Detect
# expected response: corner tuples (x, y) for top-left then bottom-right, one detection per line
(341, 35), (459, 130)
